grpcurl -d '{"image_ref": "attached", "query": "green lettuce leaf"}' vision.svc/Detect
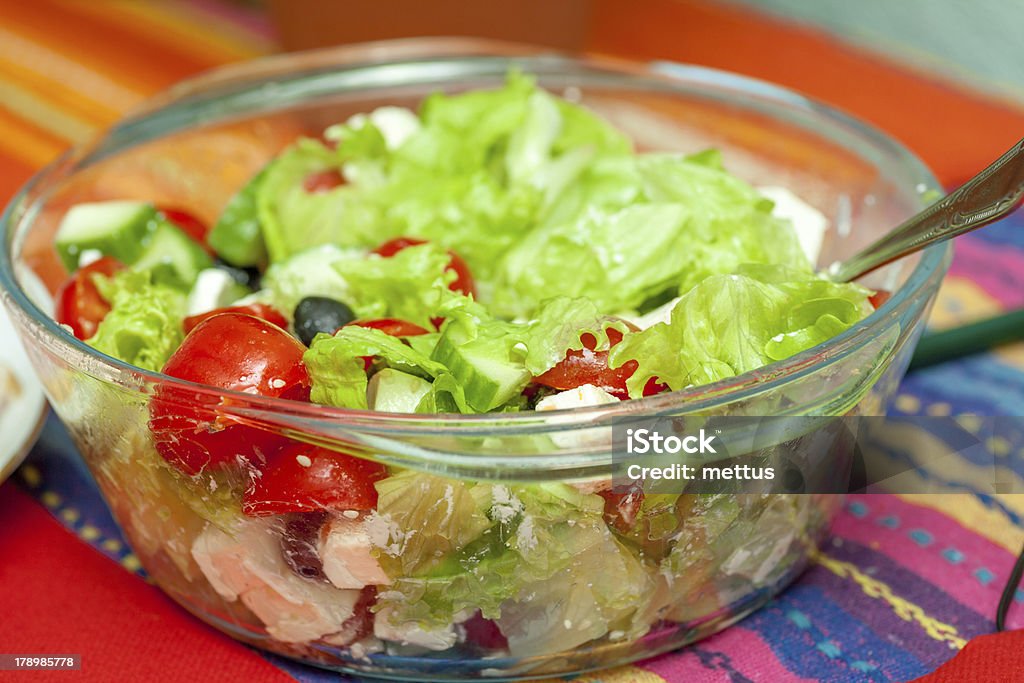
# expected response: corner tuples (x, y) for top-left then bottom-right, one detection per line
(335, 242), (458, 329)
(371, 479), (656, 655)
(520, 297), (629, 375)
(86, 269), (185, 372)
(259, 244), (363, 317)
(256, 138), (383, 262)
(304, 326), (450, 409)
(609, 266), (872, 397)
(493, 203), (694, 317)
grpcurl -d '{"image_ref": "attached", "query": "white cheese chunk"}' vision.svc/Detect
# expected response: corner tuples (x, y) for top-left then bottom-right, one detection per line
(318, 515), (391, 590)
(373, 605), (459, 650)
(342, 106), (421, 150)
(185, 268), (239, 317)
(535, 385), (620, 452)
(77, 249), (103, 268)
(758, 186), (829, 265)
(535, 384), (620, 413)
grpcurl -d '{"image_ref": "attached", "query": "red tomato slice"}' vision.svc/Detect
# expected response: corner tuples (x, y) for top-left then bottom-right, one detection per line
(159, 207), (213, 254)
(55, 256), (125, 340)
(345, 317), (430, 370)
(533, 327), (668, 399)
(242, 443), (386, 516)
(183, 303), (288, 335)
(868, 290), (892, 309)
(303, 169), (346, 193)
(150, 313), (311, 475)
(372, 236), (476, 297)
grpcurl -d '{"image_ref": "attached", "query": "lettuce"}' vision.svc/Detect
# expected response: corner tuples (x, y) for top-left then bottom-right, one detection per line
(86, 270), (185, 372)
(261, 242), (457, 327)
(304, 326), (450, 409)
(520, 297), (629, 375)
(609, 266), (872, 397)
(335, 242), (457, 329)
(260, 244), (362, 317)
(256, 139), (383, 262)
(493, 203), (694, 317)
(370, 479), (656, 655)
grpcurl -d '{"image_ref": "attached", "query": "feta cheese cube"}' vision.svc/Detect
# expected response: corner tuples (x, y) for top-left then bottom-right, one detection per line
(186, 268), (239, 317)
(758, 186), (829, 265)
(317, 515), (391, 590)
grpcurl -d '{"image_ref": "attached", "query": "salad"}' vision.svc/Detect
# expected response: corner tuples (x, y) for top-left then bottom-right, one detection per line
(51, 74), (872, 667)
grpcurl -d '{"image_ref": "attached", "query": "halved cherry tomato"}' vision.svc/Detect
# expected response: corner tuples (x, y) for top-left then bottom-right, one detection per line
(149, 313), (311, 475)
(183, 303), (288, 335)
(868, 290), (891, 309)
(533, 327), (668, 399)
(303, 169), (346, 193)
(371, 236), (476, 298)
(159, 207), (213, 254)
(599, 483), (644, 534)
(242, 443), (386, 516)
(55, 256), (125, 339)
(344, 317), (430, 370)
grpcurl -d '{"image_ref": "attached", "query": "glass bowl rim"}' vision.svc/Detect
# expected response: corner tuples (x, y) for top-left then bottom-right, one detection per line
(0, 41), (951, 434)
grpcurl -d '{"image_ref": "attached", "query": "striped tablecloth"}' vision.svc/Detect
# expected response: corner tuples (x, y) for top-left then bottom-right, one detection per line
(1, 1), (1023, 681)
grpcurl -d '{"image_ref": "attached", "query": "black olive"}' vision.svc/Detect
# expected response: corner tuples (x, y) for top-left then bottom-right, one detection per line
(294, 296), (357, 346)
(279, 511), (328, 582)
(214, 258), (261, 289)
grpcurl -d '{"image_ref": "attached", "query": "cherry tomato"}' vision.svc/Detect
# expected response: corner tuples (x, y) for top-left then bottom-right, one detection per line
(55, 256), (125, 339)
(372, 236), (476, 297)
(150, 313), (311, 475)
(242, 443), (386, 516)
(533, 327), (668, 399)
(345, 317), (430, 370)
(303, 169), (346, 193)
(869, 290), (891, 309)
(183, 303), (288, 334)
(159, 207), (213, 254)
(599, 484), (644, 534)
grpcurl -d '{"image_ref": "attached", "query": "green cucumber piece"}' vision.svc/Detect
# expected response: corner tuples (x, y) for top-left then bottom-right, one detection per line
(368, 368), (433, 413)
(208, 166), (269, 267)
(55, 200), (158, 271)
(132, 219), (214, 290)
(431, 325), (530, 412)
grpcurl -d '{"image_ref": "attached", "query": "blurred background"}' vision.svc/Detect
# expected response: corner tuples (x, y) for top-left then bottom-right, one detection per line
(268, 0), (1024, 106)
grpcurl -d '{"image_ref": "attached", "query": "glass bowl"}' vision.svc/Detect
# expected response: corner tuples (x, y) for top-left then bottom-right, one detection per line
(0, 39), (949, 681)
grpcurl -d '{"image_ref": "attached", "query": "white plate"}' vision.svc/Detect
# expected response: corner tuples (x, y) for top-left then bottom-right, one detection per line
(0, 303), (47, 483)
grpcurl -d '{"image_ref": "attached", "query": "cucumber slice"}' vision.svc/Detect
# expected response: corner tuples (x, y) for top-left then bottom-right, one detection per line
(208, 166), (269, 267)
(55, 200), (158, 271)
(133, 219), (214, 290)
(432, 326), (530, 412)
(368, 368), (433, 413)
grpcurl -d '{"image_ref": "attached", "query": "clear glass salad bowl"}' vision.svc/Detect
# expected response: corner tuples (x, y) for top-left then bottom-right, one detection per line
(0, 39), (949, 681)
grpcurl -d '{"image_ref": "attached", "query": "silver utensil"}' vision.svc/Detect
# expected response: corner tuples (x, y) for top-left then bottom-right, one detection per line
(828, 137), (1024, 283)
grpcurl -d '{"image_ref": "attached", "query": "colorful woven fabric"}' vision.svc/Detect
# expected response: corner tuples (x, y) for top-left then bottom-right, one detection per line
(2, 1), (1023, 681)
